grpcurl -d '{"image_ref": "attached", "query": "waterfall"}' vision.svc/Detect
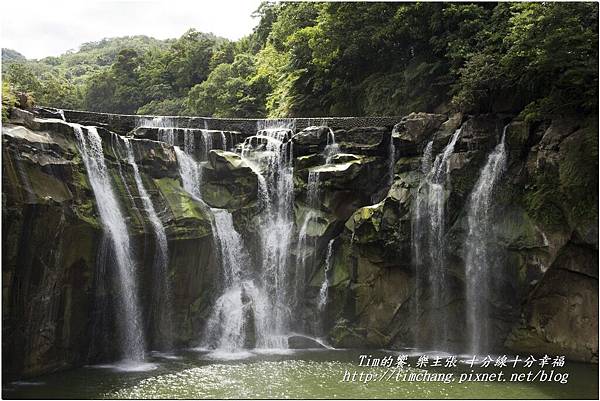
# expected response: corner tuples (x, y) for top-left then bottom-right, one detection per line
(295, 170), (320, 311)
(323, 127), (340, 164)
(220, 131), (228, 150)
(202, 209), (269, 351)
(71, 124), (145, 362)
(123, 137), (173, 351)
(255, 122), (295, 348)
(306, 170), (320, 206)
(387, 133), (396, 186)
(170, 124), (275, 352)
(174, 147), (202, 199)
(294, 125), (339, 313)
(240, 120), (296, 348)
(183, 129), (195, 155)
(143, 117), (177, 145)
(421, 141), (434, 174)
(151, 117), (331, 351)
(411, 128), (462, 349)
(200, 130), (213, 160)
(464, 126), (508, 353)
(145, 120), (266, 352)
(134, 117), (301, 353)
(138, 118), (197, 191)
(318, 239), (335, 311)
(410, 141), (433, 346)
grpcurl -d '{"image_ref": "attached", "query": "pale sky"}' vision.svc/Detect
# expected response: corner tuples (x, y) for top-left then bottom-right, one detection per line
(1, 0), (263, 59)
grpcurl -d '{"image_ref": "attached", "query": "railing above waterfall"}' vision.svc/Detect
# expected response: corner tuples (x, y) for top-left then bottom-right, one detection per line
(36, 107), (403, 136)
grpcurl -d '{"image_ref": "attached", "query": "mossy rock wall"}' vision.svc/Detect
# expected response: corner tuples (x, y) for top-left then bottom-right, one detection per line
(2, 114), (220, 379)
(3, 107), (598, 382)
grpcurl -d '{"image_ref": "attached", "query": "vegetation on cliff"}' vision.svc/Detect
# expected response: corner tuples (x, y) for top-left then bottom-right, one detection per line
(2, 2), (598, 120)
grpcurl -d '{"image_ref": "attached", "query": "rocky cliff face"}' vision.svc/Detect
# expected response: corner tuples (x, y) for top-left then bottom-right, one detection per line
(317, 113), (598, 362)
(3, 110), (219, 378)
(2, 107), (597, 379)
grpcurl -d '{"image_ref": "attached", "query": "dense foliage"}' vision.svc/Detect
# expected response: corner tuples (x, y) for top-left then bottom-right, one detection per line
(2, 2), (598, 119)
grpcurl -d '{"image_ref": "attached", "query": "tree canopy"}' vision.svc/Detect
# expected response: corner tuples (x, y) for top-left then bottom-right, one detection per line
(2, 2), (598, 121)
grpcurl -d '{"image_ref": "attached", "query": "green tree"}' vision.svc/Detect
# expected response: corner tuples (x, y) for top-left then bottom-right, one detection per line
(137, 98), (187, 116)
(3, 3), (597, 119)
(84, 69), (117, 112)
(111, 48), (143, 113)
(38, 73), (81, 109)
(163, 29), (218, 95)
(2, 81), (18, 121)
(187, 53), (267, 117)
(3, 63), (42, 96)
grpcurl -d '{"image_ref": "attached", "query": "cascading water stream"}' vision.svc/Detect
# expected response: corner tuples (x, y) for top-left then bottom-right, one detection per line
(464, 126), (508, 353)
(200, 130), (213, 159)
(323, 128), (340, 164)
(122, 137), (173, 351)
(140, 116), (231, 159)
(71, 124), (146, 362)
(220, 132), (228, 150)
(410, 140), (433, 346)
(147, 117), (325, 352)
(171, 128), (273, 353)
(183, 129), (195, 154)
(239, 120), (296, 348)
(411, 128), (462, 349)
(318, 239), (335, 311)
(143, 116), (177, 145)
(294, 125), (340, 308)
(201, 210), (269, 352)
(295, 170), (321, 310)
(174, 147), (202, 199)
(387, 133), (396, 186)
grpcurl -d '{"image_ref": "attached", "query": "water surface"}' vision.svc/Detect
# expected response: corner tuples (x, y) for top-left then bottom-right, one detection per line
(4, 350), (597, 399)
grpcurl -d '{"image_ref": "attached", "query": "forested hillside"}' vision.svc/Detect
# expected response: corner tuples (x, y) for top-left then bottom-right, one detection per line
(2, 2), (598, 120)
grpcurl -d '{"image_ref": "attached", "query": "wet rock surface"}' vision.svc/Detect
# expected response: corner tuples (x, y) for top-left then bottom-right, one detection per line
(2, 107), (597, 380)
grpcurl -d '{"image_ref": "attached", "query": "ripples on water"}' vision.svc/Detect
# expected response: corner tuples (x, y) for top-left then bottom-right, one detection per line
(4, 350), (598, 399)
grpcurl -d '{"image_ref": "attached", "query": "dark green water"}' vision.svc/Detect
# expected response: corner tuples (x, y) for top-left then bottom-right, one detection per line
(3, 349), (598, 399)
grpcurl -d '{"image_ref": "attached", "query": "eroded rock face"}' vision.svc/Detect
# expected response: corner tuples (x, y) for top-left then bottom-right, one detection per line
(334, 127), (388, 155)
(201, 150), (259, 210)
(316, 113), (597, 360)
(3, 119), (102, 377)
(291, 126), (331, 156)
(393, 112), (447, 156)
(505, 243), (598, 362)
(2, 107), (597, 381)
(2, 113), (219, 379)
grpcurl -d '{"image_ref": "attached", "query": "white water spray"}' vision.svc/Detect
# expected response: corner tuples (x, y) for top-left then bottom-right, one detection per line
(123, 137), (173, 350)
(465, 126), (508, 353)
(71, 124), (146, 361)
(318, 239), (335, 311)
(411, 128), (462, 349)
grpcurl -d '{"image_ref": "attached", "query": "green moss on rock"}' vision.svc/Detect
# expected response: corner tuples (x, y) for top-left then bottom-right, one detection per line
(154, 177), (212, 239)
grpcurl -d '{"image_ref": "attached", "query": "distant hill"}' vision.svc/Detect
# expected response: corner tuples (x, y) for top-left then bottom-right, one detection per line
(2, 36), (176, 84)
(41, 35), (174, 68)
(2, 48), (26, 63)
(2, 34), (225, 83)
(1, 31), (230, 112)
